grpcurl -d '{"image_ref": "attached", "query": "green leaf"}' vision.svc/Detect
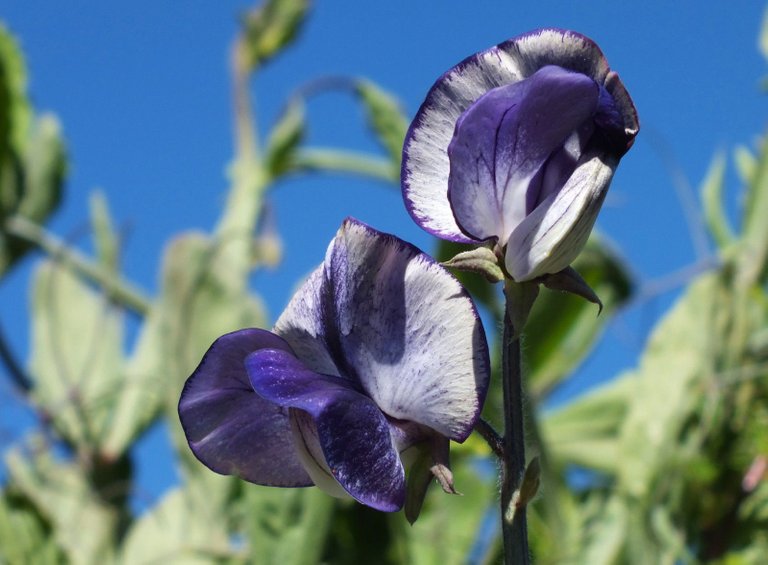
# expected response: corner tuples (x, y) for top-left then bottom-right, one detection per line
(761, 5), (768, 62)
(239, 487), (334, 565)
(29, 260), (124, 448)
(266, 97), (305, 178)
(0, 24), (65, 277)
(542, 375), (633, 472)
(738, 127), (768, 285)
(525, 235), (633, 399)
(700, 151), (735, 248)
(100, 306), (165, 458)
(15, 114), (65, 222)
(734, 144), (757, 187)
(242, 0), (310, 69)
(0, 488), (64, 564)
(89, 190), (119, 272)
(354, 79), (409, 168)
(616, 275), (719, 497)
(0, 22), (31, 175)
(119, 486), (235, 564)
(5, 441), (118, 564)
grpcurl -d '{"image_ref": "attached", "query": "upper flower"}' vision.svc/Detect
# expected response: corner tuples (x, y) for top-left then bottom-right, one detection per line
(178, 218), (490, 511)
(402, 29), (639, 281)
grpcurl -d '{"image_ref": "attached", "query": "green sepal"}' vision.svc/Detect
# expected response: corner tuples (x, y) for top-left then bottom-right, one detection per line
(441, 246), (504, 283)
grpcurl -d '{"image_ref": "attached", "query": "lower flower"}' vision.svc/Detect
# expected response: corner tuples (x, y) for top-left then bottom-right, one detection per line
(178, 218), (490, 511)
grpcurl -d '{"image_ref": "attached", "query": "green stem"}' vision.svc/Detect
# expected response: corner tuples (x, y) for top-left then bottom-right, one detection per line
(4, 216), (150, 316)
(500, 285), (530, 565)
(290, 148), (397, 183)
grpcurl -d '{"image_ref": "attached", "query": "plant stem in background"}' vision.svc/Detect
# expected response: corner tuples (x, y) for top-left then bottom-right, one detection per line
(3, 216), (150, 316)
(500, 286), (529, 565)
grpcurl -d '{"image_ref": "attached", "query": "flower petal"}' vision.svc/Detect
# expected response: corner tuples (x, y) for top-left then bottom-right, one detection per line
(178, 329), (312, 487)
(273, 266), (343, 378)
(447, 65), (599, 243)
(326, 218), (490, 442)
(505, 151), (616, 281)
(402, 28), (638, 241)
(246, 348), (406, 511)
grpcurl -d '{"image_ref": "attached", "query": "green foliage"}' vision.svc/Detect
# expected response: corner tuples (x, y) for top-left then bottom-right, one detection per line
(29, 260), (125, 449)
(265, 97), (305, 179)
(0, 24), (66, 277)
(241, 0), (310, 70)
(355, 79), (410, 171)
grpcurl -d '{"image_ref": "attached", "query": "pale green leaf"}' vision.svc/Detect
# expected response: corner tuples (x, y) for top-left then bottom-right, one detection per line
(242, 0), (309, 69)
(734, 144), (757, 187)
(29, 260), (124, 447)
(119, 487), (234, 564)
(542, 375), (632, 472)
(89, 190), (119, 272)
(355, 79), (408, 168)
(617, 275), (718, 497)
(0, 489), (64, 564)
(266, 97), (305, 178)
(700, 151), (735, 247)
(5, 442), (117, 564)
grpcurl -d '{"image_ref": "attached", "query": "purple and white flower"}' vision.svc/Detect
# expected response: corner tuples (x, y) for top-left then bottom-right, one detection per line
(402, 29), (639, 282)
(178, 218), (490, 511)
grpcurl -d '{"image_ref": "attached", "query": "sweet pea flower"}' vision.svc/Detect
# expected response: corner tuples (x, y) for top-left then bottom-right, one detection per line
(178, 218), (490, 511)
(402, 29), (639, 282)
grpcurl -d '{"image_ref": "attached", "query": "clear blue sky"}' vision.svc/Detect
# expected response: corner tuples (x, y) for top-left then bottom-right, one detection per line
(2, 1), (767, 503)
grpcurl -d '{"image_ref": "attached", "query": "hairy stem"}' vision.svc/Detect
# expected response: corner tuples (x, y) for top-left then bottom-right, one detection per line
(500, 286), (529, 564)
(475, 418), (504, 459)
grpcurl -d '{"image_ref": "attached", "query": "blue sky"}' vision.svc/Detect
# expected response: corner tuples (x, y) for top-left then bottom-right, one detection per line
(1, 1), (767, 502)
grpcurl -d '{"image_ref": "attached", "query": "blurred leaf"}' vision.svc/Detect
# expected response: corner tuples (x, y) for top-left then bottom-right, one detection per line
(0, 22), (31, 175)
(354, 79), (409, 168)
(15, 114), (65, 222)
(0, 23), (65, 277)
(700, 151), (735, 248)
(6, 441), (118, 563)
(101, 307), (165, 458)
(29, 260), (124, 448)
(734, 144), (757, 187)
(525, 235), (633, 399)
(616, 274), (719, 497)
(242, 0), (309, 69)
(0, 489), (64, 564)
(738, 126), (768, 285)
(89, 190), (119, 272)
(761, 5), (768, 62)
(580, 497), (628, 565)
(542, 375), (633, 472)
(240, 487), (333, 565)
(266, 97), (305, 178)
(120, 486), (234, 564)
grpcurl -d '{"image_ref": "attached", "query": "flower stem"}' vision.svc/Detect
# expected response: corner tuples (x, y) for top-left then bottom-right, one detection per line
(500, 284), (530, 564)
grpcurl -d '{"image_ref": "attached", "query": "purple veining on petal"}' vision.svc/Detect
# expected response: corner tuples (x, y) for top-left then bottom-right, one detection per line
(447, 65), (599, 244)
(402, 28), (638, 250)
(324, 218), (491, 442)
(178, 329), (312, 487)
